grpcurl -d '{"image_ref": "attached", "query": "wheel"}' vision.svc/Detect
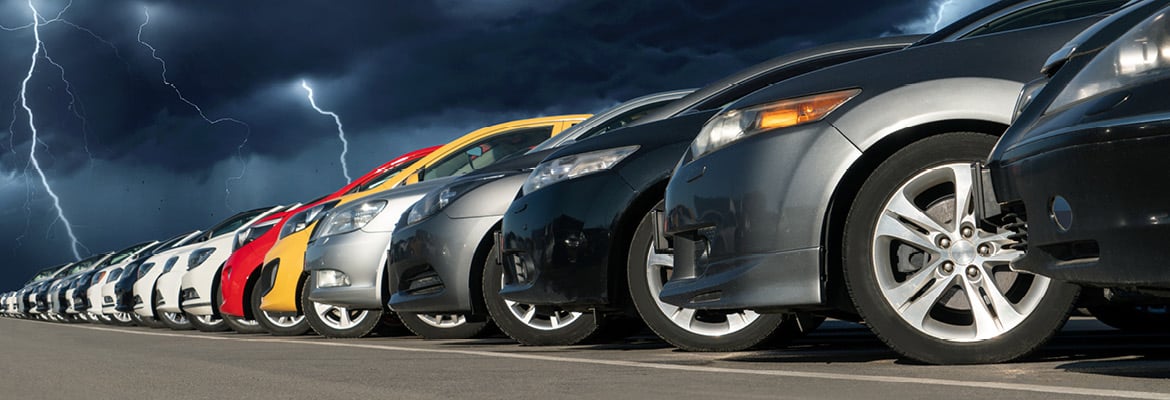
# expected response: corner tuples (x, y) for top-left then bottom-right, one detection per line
(251, 279), (310, 336)
(301, 281), (389, 338)
(1089, 304), (1170, 333)
(216, 286), (266, 334)
(397, 311), (494, 340)
(188, 312), (230, 332)
(628, 202), (819, 352)
(155, 290), (193, 331)
(843, 132), (1079, 364)
(107, 311), (135, 327)
(483, 240), (607, 345)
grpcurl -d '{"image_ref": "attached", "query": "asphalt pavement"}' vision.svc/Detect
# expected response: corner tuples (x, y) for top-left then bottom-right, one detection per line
(1, 316), (1168, 399)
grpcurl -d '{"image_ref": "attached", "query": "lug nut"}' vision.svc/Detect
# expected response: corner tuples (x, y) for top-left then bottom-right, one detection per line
(937, 236), (951, 249)
(961, 226), (974, 238)
(978, 244), (992, 256)
(966, 266), (979, 278)
(941, 261), (954, 274)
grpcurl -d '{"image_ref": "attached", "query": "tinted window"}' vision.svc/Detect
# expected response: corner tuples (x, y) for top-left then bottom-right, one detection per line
(351, 159), (420, 193)
(422, 126), (553, 181)
(108, 268), (123, 281)
(207, 209), (270, 239)
(962, 0), (1126, 38)
(578, 103), (668, 141)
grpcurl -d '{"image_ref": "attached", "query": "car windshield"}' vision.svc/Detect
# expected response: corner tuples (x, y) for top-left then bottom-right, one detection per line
(97, 242), (155, 268)
(207, 209), (271, 239)
(352, 159), (421, 193)
(530, 100), (675, 153)
(422, 126), (553, 181)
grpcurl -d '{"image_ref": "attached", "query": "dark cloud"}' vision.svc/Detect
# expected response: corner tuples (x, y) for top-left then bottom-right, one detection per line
(0, 0), (986, 290)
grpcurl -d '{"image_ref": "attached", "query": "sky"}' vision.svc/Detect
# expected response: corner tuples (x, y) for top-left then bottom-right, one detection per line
(0, 0), (994, 291)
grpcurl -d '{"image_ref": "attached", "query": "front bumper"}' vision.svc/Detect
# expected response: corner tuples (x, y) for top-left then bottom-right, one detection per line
(303, 229), (393, 310)
(991, 128), (1170, 287)
(661, 123), (856, 311)
(387, 213), (500, 314)
(154, 270), (184, 314)
(259, 228), (314, 313)
(499, 172), (636, 309)
(181, 260), (222, 316)
(220, 243), (270, 317)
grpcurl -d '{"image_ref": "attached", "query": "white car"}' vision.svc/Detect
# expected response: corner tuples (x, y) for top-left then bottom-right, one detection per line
(85, 241), (161, 325)
(134, 231), (205, 328)
(156, 206), (284, 331)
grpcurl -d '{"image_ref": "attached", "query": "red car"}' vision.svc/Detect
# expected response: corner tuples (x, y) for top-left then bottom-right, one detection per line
(218, 145), (439, 335)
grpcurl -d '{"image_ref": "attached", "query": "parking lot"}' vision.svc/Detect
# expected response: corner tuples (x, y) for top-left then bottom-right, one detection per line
(2, 316), (1167, 399)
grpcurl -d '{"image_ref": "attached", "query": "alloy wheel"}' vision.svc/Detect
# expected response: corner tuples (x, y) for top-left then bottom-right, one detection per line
(645, 246), (761, 336)
(261, 310), (305, 328)
(499, 276), (583, 331)
(311, 302), (369, 330)
(871, 162), (1049, 342)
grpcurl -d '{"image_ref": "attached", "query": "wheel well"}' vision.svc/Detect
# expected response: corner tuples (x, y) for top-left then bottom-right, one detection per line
(295, 272), (308, 314)
(466, 222), (502, 316)
(210, 262), (224, 315)
(606, 180), (668, 314)
(821, 119), (1008, 315)
(242, 266), (262, 320)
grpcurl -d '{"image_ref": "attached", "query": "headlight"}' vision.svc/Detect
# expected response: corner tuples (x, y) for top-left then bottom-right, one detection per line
(235, 219), (279, 251)
(521, 146), (639, 195)
(405, 174), (504, 225)
(690, 89), (860, 159)
(188, 248), (216, 270)
(138, 263), (154, 279)
(1047, 10), (1170, 112)
(314, 200), (387, 238)
(278, 201), (338, 239)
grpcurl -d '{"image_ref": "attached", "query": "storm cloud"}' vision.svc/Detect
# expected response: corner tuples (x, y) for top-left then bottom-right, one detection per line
(0, 0), (988, 290)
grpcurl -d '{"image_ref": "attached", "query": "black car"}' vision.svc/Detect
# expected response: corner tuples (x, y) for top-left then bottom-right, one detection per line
(498, 35), (921, 351)
(660, 0), (1131, 363)
(983, 0), (1170, 329)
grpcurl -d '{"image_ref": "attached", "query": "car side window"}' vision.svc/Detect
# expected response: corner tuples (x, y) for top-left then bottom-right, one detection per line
(961, 0), (1127, 38)
(422, 126), (553, 181)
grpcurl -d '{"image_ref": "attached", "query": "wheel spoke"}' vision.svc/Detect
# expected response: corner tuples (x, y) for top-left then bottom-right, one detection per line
(549, 313), (561, 329)
(876, 210), (939, 252)
(647, 252), (673, 270)
(726, 312), (750, 332)
(946, 164), (976, 229)
(668, 307), (695, 329)
(338, 309), (352, 327)
(884, 260), (942, 308)
(886, 189), (950, 235)
(963, 275), (1025, 338)
(898, 274), (954, 326)
(520, 306), (536, 324)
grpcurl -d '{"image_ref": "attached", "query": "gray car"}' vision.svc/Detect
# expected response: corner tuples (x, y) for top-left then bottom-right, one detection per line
(661, 0), (1131, 364)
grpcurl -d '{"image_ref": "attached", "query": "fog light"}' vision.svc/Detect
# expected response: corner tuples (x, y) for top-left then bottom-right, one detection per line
(1050, 195), (1073, 232)
(316, 270), (351, 288)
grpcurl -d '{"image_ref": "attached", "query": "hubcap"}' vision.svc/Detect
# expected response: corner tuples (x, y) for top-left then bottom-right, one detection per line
(500, 274), (582, 331)
(416, 313), (467, 328)
(644, 245), (760, 336)
(195, 314), (224, 326)
(311, 302), (368, 330)
(872, 163), (1049, 342)
(163, 311), (188, 325)
(261, 310), (304, 328)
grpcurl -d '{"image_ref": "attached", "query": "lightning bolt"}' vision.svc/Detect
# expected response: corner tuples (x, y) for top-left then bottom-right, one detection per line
(18, 0), (83, 260)
(932, 0), (957, 32)
(137, 6), (252, 210)
(300, 80), (351, 183)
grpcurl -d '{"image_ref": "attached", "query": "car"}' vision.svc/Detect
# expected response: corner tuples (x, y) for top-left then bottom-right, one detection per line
(982, 0), (1170, 331)
(257, 115), (589, 338)
(10, 265), (63, 318)
(84, 241), (162, 325)
(496, 37), (924, 351)
(152, 206), (284, 332)
(115, 231), (203, 328)
(658, 0), (1132, 364)
(24, 263), (72, 319)
(133, 230), (210, 329)
(219, 146), (438, 336)
(45, 253), (112, 322)
(383, 90), (696, 340)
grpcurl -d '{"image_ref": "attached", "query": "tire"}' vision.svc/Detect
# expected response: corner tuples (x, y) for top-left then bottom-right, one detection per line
(217, 286), (266, 334)
(483, 240), (608, 345)
(107, 311), (136, 327)
(628, 202), (818, 352)
(251, 279), (311, 336)
(187, 312), (230, 332)
(301, 281), (389, 338)
(1089, 305), (1170, 333)
(842, 132), (1079, 364)
(155, 289), (193, 331)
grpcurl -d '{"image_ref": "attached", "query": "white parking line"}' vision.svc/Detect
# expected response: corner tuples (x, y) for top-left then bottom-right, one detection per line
(27, 319), (1170, 400)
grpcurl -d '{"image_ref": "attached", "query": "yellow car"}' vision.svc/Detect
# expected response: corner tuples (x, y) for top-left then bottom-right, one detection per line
(258, 115), (589, 314)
